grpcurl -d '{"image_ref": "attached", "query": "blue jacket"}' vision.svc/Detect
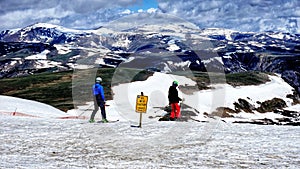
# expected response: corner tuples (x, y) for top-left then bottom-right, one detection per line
(93, 83), (105, 102)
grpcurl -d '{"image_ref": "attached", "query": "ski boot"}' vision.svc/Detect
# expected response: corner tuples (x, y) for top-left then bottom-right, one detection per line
(101, 119), (109, 123)
(89, 119), (95, 123)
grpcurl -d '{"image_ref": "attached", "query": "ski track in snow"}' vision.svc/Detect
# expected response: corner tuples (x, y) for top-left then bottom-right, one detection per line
(1, 115), (299, 169)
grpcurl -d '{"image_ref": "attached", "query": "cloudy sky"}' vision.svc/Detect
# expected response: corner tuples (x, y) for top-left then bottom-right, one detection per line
(0, 0), (299, 33)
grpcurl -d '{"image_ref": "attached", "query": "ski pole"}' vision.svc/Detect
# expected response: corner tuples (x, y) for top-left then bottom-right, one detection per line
(78, 104), (94, 117)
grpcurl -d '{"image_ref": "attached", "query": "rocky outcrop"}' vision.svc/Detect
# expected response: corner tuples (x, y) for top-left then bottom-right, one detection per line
(286, 90), (300, 105)
(234, 98), (255, 113)
(274, 109), (300, 119)
(157, 103), (200, 122)
(256, 98), (287, 113)
(209, 107), (237, 118)
(211, 97), (300, 126)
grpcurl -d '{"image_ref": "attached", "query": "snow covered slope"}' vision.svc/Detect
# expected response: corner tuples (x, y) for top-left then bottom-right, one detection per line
(111, 72), (298, 123)
(67, 72), (299, 125)
(1, 71), (298, 124)
(0, 95), (67, 118)
(0, 73), (299, 168)
(1, 113), (299, 168)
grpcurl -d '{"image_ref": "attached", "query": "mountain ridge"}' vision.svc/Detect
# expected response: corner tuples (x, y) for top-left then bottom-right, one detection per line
(0, 22), (299, 94)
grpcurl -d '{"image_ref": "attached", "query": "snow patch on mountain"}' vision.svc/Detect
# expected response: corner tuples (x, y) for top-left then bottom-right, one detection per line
(26, 23), (85, 34)
(202, 56), (224, 65)
(0, 95), (67, 118)
(166, 40), (181, 51)
(25, 50), (50, 60)
(110, 72), (194, 122)
(36, 60), (62, 69)
(285, 104), (300, 112)
(162, 61), (191, 72)
(54, 44), (72, 55)
(112, 36), (131, 49)
(201, 28), (237, 41)
(185, 74), (294, 114)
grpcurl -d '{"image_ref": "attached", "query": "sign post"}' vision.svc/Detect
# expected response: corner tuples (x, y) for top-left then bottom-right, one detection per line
(135, 92), (148, 128)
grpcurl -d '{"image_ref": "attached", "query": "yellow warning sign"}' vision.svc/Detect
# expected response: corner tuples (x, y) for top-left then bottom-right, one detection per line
(135, 95), (148, 113)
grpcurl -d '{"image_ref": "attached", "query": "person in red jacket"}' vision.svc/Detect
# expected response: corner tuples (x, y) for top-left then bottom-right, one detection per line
(168, 80), (182, 121)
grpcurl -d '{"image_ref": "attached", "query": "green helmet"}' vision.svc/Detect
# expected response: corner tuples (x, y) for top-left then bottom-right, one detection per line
(172, 80), (179, 86)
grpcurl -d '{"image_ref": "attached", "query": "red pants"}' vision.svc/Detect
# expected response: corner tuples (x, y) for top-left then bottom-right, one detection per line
(170, 103), (181, 118)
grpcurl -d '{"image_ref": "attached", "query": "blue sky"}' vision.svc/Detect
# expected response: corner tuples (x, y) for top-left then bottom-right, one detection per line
(0, 0), (299, 33)
(128, 0), (158, 12)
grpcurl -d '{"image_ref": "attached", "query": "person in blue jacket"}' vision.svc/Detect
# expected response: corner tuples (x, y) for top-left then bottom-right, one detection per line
(89, 77), (108, 123)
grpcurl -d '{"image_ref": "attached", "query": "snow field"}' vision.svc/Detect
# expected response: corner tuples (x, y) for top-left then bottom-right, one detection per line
(0, 95), (67, 118)
(1, 71), (296, 123)
(1, 115), (299, 168)
(0, 71), (300, 168)
(111, 72), (195, 123)
(109, 72), (296, 123)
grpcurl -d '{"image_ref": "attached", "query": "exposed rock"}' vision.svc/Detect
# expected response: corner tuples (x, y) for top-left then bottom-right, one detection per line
(274, 109), (300, 118)
(158, 103), (199, 122)
(286, 90), (300, 105)
(233, 118), (280, 125)
(275, 117), (293, 123)
(218, 97), (299, 126)
(284, 122), (300, 126)
(210, 107), (237, 118)
(233, 98), (255, 113)
(233, 118), (300, 126)
(256, 98), (287, 113)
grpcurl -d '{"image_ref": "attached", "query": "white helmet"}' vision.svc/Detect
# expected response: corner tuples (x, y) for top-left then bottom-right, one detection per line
(95, 77), (102, 83)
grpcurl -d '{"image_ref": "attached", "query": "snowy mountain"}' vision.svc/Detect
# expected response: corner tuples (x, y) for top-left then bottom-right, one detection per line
(0, 22), (300, 93)
(0, 23), (85, 43)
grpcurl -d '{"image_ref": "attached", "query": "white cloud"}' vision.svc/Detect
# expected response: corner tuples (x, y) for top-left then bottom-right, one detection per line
(0, 0), (142, 30)
(59, 0), (141, 13)
(48, 19), (61, 25)
(135, 8), (157, 14)
(103, 12), (198, 32)
(1, 0), (299, 33)
(157, 0), (300, 33)
(120, 9), (132, 15)
(0, 0), (141, 13)
(147, 8), (157, 14)
(0, 6), (74, 30)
